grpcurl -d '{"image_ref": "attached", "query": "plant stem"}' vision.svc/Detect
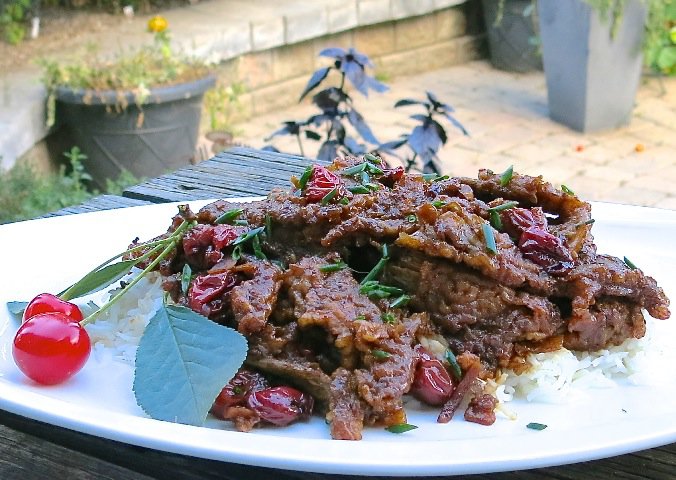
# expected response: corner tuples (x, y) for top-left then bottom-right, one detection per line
(339, 72), (345, 91)
(296, 133), (305, 157)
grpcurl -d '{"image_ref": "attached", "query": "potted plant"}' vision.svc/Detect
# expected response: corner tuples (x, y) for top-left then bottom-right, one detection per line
(537, 0), (648, 132)
(482, 0), (542, 72)
(41, 16), (215, 185)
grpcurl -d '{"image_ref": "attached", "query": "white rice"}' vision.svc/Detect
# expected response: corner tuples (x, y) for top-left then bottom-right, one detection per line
(82, 277), (667, 412)
(84, 271), (164, 365)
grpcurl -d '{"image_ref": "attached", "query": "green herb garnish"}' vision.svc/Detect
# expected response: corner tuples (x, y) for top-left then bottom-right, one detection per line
(339, 197), (350, 205)
(575, 219), (595, 228)
(406, 214), (417, 223)
(360, 171), (370, 184)
(180, 263), (192, 295)
(372, 349), (391, 360)
(342, 163), (368, 176)
(421, 173), (449, 182)
(348, 185), (371, 194)
(360, 281), (404, 299)
(487, 201), (519, 213)
(355, 314), (367, 321)
(252, 234), (267, 260)
(482, 223), (498, 255)
(298, 165), (313, 191)
(389, 294), (410, 309)
(232, 226), (265, 246)
(319, 262), (348, 273)
(381, 312), (396, 324)
(215, 208), (243, 225)
(320, 188), (338, 206)
(233, 219), (249, 226)
(432, 200), (447, 208)
(561, 184), (575, 196)
(490, 210), (502, 231)
(386, 423), (418, 434)
(526, 422), (548, 431)
(499, 165), (513, 186)
(445, 349), (462, 381)
(364, 152), (380, 163)
(623, 256), (638, 270)
(231, 245), (243, 261)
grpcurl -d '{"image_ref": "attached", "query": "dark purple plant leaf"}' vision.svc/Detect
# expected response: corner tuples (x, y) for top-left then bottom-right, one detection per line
(431, 119), (448, 145)
(348, 48), (374, 68)
(425, 91), (454, 112)
(342, 60), (369, 96)
(299, 67), (331, 101)
(317, 140), (339, 162)
(378, 137), (408, 153)
(348, 108), (379, 145)
(307, 113), (332, 126)
(319, 47), (346, 59)
(305, 130), (322, 141)
(408, 123), (442, 158)
(331, 119), (346, 143)
(394, 98), (426, 108)
(366, 76), (388, 93)
(409, 114), (429, 123)
(344, 136), (367, 155)
(441, 111), (469, 136)
(313, 87), (348, 112)
(264, 121), (302, 141)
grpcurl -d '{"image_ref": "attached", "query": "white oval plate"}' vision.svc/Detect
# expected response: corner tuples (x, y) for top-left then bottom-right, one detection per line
(0, 200), (674, 477)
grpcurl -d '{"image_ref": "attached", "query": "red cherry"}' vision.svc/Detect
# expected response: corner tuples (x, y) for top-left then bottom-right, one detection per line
(13, 312), (91, 385)
(23, 293), (83, 323)
(246, 386), (314, 426)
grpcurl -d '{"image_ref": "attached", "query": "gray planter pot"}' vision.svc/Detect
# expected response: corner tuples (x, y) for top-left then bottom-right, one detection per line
(482, 0), (542, 72)
(538, 0), (646, 132)
(55, 75), (215, 185)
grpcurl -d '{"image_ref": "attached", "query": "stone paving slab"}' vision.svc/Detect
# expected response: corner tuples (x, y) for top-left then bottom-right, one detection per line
(233, 60), (676, 209)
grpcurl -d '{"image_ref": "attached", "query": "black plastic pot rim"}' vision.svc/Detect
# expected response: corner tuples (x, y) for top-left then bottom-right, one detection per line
(54, 74), (216, 106)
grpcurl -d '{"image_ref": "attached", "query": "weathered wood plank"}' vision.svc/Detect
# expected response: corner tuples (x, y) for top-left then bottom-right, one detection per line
(43, 195), (153, 217)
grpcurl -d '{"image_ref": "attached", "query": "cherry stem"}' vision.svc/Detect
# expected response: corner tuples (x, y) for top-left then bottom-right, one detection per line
(79, 220), (191, 326)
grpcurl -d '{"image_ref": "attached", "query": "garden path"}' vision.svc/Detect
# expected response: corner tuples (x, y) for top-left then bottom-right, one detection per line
(233, 60), (676, 209)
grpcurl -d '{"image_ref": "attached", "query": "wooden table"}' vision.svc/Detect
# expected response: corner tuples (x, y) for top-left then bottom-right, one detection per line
(2, 147), (673, 479)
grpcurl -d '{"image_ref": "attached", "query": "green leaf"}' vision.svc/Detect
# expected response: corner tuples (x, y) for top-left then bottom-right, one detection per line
(656, 46), (676, 71)
(6, 301), (28, 317)
(133, 304), (248, 426)
(526, 422), (548, 431)
(386, 423), (418, 433)
(60, 259), (137, 301)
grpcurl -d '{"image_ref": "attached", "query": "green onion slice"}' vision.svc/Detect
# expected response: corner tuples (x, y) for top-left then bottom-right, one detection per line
(487, 201), (519, 213)
(623, 256), (638, 270)
(319, 262), (348, 273)
(500, 165), (513, 186)
(215, 208), (243, 225)
(445, 350), (462, 381)
(320, 188), (338, 206)
(389, 294), (410, 309)
(381, 312), (396, 324)
(386, 423), (418, 434)
(372, 349), (391, 360)
(298, 165), (313, 191)
(232, 226), (265, 246)
(561, 184), (575, 196)
(406, 214), (417, 223)
(342, 163), (368, 176)
(180, 263), (192, 295)
(490, 210), (502, 231)
(526, 422), (548, 431)
(482, 223), (498, 254)
(348, 185), (371, 194)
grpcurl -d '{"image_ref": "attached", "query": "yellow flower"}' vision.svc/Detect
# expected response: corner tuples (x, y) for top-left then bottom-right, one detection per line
(148, 16), (168, 33)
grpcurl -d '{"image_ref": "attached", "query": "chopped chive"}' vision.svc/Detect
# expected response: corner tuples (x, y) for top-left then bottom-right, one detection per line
(359, 281), (404, 298)
(365, 163), (384, 175)
(487, 201), (519, 213)
(342, 163), (368, 176)
(232, 226), (265, 246)
(382, 243), (389, 259)
(386, 423), (418, 434)
(381, 312), (396, 324)
(232, 386), (244, 395)
(574, 219), (595, 228)
(445, 350), (462, 381)
(500, 165), (514, 187)
(231, 245), (243, 261)
(422, 173), (439, 182)
(215, 208), (243, 225)
(623, 256), (638, 270)
(360, 258), (388, 285)
(364, 152), (380, 163)
(406, 214), (417, 223)
(348, 185), (371, 194)
(432, 200), (446, 208)
(252, 234), (267, 260)
(180, 263), (192, 295)
(320, 188), (338, 206)
(360, 171), (370, 184)
(372, 349), (391, 360)
(561, 184), (575, 196)
(364, 182), (381, 191)
(490, 210), (502, 231)
(319, 262), (348, 273)
(355, 314), (367, 321)
(526, 422), (548, 431)
(265, 214), (272, 238)
(298, 165), (313, 191)
(482, 223), (498, 254)
(233, 219), (249, 226)
(435, 175), (449, 182)
(340, 197), (350, 205)
(389, 294), (410, 309)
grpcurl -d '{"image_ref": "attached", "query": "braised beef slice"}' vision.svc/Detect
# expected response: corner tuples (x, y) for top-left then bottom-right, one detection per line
(328, 368), (365, 441)
(230, 258), (283, 335)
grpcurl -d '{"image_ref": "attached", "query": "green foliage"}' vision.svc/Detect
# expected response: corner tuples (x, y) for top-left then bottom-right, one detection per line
(204, 82), (246, 134)
(0, 147), (139, 224)
(0, 0), (31, 44)
(644, 0), (676, 75)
